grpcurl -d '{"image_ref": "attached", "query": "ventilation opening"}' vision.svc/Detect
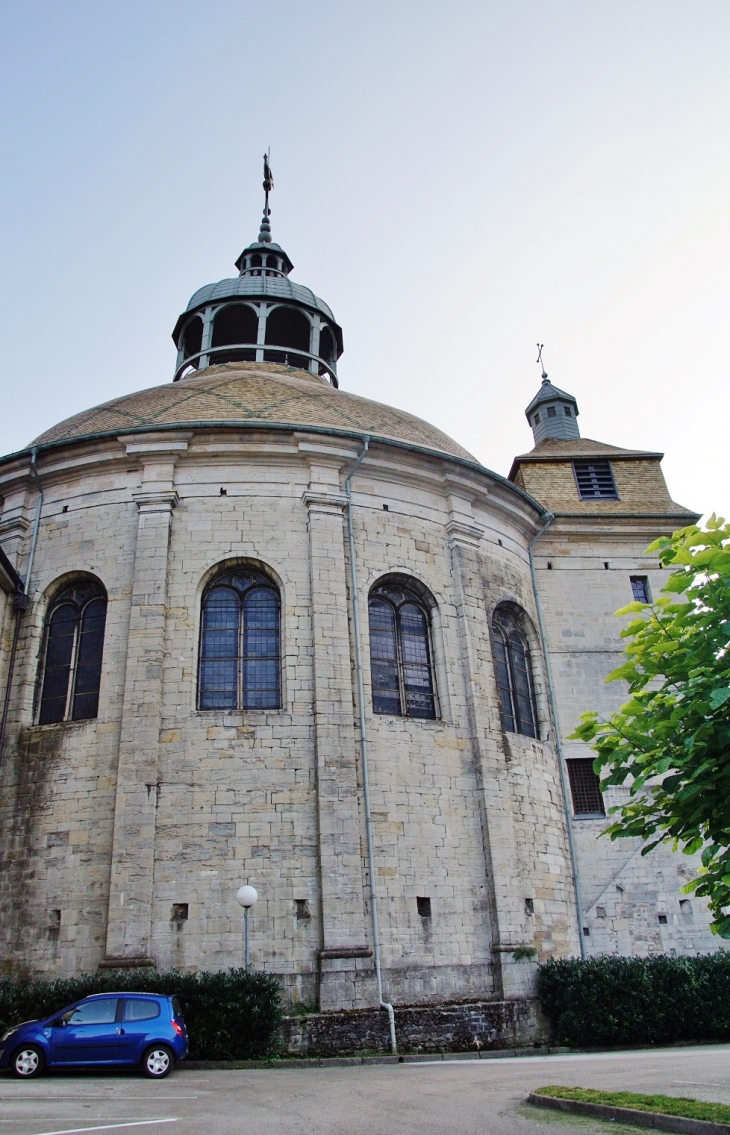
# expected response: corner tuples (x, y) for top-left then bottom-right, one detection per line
(48, 909), (61, 941)
(547, 406), (556, 418)
(294, 899), (311, 920)
(170, 903), (189, 923)
(567, 758), (605, 817)
(524, 898), (534, 916)
(658, 913), (668, 924)
(596, 906), (606, 919)
(573, 459), (619, 500)
(583, 926), (590, 936)
(417, 896), (431, 918)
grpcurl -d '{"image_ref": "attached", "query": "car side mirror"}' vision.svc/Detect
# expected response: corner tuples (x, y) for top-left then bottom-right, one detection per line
(51, 1018), (66, 1028)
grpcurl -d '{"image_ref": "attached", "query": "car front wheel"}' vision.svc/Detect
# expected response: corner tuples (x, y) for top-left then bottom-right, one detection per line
(11, 1045), (45, 1079)
(142, 1044), (174, 1078)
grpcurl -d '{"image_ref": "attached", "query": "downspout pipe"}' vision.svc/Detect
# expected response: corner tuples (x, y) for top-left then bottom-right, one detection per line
(344, 435), (397, 1056)
(528, 512), (586, 960)
(0, 448), (43, 759)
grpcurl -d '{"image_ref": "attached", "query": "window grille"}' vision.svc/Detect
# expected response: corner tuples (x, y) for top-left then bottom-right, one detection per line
(198, 569), (280, 710)
(567, 758), (605, 816)
(564, 406), (572, 416)
(547, 406), (556, 418)
(38, 581), (107, 725)
(630, 576), (650, 603)
(491, 605), (538, 738)
(368, 582), (436, 719)
(573, 459), (619, 500)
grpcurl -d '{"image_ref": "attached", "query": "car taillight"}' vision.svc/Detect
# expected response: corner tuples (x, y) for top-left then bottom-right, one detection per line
(172, 1020), (184, 1036)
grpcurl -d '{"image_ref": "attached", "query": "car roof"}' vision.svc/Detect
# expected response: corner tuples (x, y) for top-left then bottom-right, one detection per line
(82, 992), (168, 999)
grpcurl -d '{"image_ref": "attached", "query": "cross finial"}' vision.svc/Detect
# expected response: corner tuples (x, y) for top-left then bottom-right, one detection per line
(536, 343), (548, 381)
(259, 149), (274, 243)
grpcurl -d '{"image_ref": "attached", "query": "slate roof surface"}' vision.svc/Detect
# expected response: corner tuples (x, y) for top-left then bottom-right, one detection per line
(30, 363), (477, 462)
(184, 276), (336, 321)
(512, 436), (663, 462)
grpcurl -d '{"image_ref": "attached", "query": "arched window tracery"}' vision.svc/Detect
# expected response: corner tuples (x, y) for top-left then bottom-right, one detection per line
(198, 568), (281, 710)
(368, 580), (436, 719)
(37, 580), (107, 725)
(491, 604), (539, 738)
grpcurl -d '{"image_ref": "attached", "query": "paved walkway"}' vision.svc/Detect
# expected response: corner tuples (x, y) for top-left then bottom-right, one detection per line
(1, 1044), (729, 1135)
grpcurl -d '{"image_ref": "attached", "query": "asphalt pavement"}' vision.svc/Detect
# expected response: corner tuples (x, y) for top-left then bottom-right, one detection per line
(0, 1044), (729, 1135)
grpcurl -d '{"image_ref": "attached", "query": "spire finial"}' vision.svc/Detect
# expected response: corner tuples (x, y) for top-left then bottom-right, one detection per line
(536, 343), (548, 381)
(258, 149), (274, 243)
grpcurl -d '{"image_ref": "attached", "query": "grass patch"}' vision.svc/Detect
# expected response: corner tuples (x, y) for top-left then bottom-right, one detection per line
(535, 1087), (730, 1125)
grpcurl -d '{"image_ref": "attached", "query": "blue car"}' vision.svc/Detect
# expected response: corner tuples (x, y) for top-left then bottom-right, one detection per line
(0, 992), (188, 1079)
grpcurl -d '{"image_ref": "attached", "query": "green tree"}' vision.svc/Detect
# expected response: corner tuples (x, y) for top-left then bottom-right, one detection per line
(571, 516), (730, 936)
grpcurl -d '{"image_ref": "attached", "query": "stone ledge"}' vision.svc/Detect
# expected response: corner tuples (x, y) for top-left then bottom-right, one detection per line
(179, 1046), (560, 1070)
(528, 1094), (730, 1135)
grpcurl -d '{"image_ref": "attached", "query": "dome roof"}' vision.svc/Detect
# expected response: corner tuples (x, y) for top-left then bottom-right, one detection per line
(181, 275), (336, 323)
(29, 363), (477, 462)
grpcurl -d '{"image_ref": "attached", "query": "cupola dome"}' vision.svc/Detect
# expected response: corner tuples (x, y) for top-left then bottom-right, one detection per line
(171, 156), (343, 386)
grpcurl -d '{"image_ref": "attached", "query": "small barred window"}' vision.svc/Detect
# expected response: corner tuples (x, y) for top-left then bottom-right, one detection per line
(630, 576), (650, 603)
(38, 580), (107, 725)
(198, 569), (280, 710)
(368, 581), (436, 719)
(567, 758), (605, 816)
(573, 459), (619, 500)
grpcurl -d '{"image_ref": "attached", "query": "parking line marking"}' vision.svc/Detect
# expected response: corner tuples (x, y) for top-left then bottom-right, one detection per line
(26, 1120), (177, 1135)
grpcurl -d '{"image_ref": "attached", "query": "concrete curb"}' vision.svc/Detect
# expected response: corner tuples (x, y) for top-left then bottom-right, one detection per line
(528, 1093), (730, 1135)
(179, 1046), (569, 1070)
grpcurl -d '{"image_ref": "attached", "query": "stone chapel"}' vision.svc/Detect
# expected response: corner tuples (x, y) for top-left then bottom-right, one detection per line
(0, 172), (715, 1027)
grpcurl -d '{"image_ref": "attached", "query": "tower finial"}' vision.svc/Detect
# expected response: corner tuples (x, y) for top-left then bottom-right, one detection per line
(259, 150), (274, 243)
(536, 343), (548, 381)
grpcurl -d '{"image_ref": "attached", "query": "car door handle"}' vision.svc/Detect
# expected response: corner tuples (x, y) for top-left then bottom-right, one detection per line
(116, 1028), (125, 1035)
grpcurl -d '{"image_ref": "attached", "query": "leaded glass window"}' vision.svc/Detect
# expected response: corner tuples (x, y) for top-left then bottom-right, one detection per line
(198, 569), (280, 710)
(38, 581), (107, 725)
(491, 605), (538, 738)
(368, 582), (436, 719)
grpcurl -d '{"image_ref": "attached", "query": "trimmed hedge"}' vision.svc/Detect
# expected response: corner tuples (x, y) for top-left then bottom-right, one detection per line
(0, 968), (282, 1061)
(538, 952), (730, 1048)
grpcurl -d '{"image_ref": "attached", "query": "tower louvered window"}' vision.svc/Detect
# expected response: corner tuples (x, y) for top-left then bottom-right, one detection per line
(368, 582), (436, 719)
(199, 569), (280, 710)
(573, 459), (619, 500)
(567, 758), (605, 816)
(38, 581), (107, 725)
(491, 605), (538, 738)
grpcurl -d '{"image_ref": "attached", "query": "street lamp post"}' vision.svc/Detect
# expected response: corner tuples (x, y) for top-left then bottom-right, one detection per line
(235, 885), (258, 969)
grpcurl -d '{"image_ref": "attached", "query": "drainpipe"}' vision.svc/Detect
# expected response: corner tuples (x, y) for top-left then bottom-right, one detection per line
(528, 512), (586, 960)
(344, 435), (397, 1055)
(0, 447), (43, 759)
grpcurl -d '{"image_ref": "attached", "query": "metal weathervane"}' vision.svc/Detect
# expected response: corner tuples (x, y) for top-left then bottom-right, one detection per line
(536, 343), (548, 380)
(263, 150), (274, 219)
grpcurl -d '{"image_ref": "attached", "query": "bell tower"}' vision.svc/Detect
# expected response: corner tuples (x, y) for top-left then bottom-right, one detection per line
(525, 348), (580, 445)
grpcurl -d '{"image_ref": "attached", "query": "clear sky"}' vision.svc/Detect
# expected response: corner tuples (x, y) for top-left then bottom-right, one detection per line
(1, 1), (728, 520)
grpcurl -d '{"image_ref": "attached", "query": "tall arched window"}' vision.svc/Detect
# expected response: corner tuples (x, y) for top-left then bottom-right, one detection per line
(368, 580), (436, 719)
(491, 604), (538, 738)
(38, 580), (107, 725)
(198, 569), (280, 710)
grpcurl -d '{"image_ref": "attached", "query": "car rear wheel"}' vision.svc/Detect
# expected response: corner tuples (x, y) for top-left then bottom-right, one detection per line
(142, 1044), (174, 1078)
(11, 1045), (45, 1078)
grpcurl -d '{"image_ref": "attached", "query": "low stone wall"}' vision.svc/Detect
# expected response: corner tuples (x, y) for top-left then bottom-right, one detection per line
(281, 998), (547, 1056)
